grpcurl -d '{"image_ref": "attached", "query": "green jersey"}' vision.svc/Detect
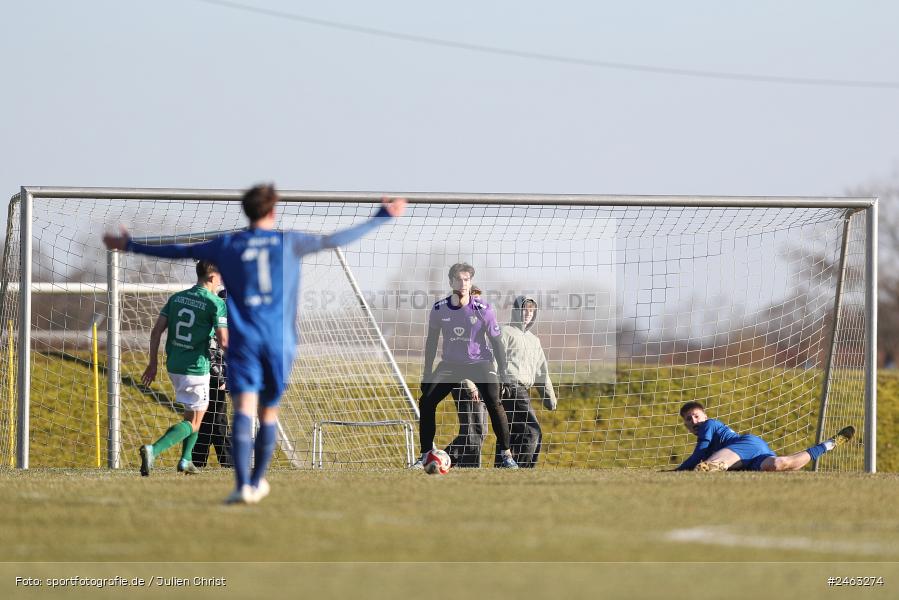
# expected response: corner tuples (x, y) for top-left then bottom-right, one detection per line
(160, 285), (227, 376)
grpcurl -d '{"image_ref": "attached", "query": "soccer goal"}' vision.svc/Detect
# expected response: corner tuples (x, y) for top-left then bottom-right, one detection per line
(0, 187), (878, 472)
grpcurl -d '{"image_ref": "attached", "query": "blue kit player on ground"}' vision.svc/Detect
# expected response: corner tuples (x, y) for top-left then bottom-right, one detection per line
(676, 401), (855, 472)
(104, 184), (406, 503)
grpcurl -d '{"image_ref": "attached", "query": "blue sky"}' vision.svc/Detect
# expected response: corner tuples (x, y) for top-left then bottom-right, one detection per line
(2, 0), (898, 198)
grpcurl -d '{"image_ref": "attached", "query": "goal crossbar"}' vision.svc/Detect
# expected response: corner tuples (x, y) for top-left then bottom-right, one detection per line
(20, 185), (877, 208)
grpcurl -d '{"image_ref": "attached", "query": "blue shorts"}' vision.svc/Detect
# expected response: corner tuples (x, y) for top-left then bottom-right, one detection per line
(725, 434), (776, 471)
(227, 343), (295, 408)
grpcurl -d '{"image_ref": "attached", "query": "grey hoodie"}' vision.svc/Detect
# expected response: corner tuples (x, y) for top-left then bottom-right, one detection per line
(500, 296), (557, 410)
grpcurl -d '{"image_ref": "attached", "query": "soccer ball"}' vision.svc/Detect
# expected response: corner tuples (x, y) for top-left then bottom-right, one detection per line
(423, 449), (451, 475)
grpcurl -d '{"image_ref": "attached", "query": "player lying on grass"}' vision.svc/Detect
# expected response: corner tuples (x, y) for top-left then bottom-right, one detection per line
(139, 260), (228, 476)
(105, 184), (406, 504)
(677, 401), (855, 472)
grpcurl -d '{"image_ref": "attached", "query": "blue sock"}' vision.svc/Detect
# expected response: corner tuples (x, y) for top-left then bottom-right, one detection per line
(251, 421), (277, 487)
(231, 413), (253, 488)
(805, 442), (828, 462)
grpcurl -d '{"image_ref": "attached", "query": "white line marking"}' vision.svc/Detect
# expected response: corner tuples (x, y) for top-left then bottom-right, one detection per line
(664, 526), (890, 556)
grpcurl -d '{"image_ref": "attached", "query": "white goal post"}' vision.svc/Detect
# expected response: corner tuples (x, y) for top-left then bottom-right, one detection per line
(0, 186), (878, 472)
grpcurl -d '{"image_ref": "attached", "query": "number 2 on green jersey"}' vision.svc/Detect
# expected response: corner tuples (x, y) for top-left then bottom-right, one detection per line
(175, 307), (195, 342)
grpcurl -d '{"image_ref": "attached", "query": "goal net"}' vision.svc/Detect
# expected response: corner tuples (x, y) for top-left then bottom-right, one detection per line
(0, 189), (876, 472)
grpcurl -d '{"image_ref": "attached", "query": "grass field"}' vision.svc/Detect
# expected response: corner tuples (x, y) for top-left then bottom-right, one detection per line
(3, 468), (899, 599)
(4, 360), (899, 598)
(6, 468), (899, 563)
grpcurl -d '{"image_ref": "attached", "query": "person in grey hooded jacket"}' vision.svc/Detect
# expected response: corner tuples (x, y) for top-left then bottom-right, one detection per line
(494, 295), (557, 468)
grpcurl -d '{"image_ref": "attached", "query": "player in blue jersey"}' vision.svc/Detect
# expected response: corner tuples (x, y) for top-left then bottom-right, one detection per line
(104, 184), (406, 503)
(676, 401), (855, 472)
(415, 262), (519, 469)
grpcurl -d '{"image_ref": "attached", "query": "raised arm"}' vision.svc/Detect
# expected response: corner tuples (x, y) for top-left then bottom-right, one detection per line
(103, 227), (221, 261)
(293, 197), (406, 254)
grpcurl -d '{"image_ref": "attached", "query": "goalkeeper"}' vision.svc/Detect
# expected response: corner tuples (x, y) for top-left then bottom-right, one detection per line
(105, 185), (405, 504)
(416, 262), (519, 469)
(138, 260), (228, 476)
(443, 287), (488, 468)
(677, 401), (855, 471)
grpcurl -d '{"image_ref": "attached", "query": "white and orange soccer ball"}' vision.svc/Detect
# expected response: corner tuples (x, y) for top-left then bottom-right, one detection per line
(422, 449), (451, 475)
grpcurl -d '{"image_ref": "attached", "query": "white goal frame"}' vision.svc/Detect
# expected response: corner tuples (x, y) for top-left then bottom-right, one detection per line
(7, 186), (879, 472)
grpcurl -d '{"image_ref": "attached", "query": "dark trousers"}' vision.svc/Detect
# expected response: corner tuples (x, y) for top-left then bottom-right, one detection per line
(193, 386), (232, 468)
(444, 386), (489, 467)
(420, 361), (511, 456)
(494, 385), (542, 468)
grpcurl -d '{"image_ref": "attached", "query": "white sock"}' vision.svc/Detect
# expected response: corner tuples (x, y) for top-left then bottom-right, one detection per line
(823, 439), (836, 451)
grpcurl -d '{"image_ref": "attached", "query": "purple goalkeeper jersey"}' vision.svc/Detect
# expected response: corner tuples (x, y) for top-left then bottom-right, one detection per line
(429, 295), (502, 364)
